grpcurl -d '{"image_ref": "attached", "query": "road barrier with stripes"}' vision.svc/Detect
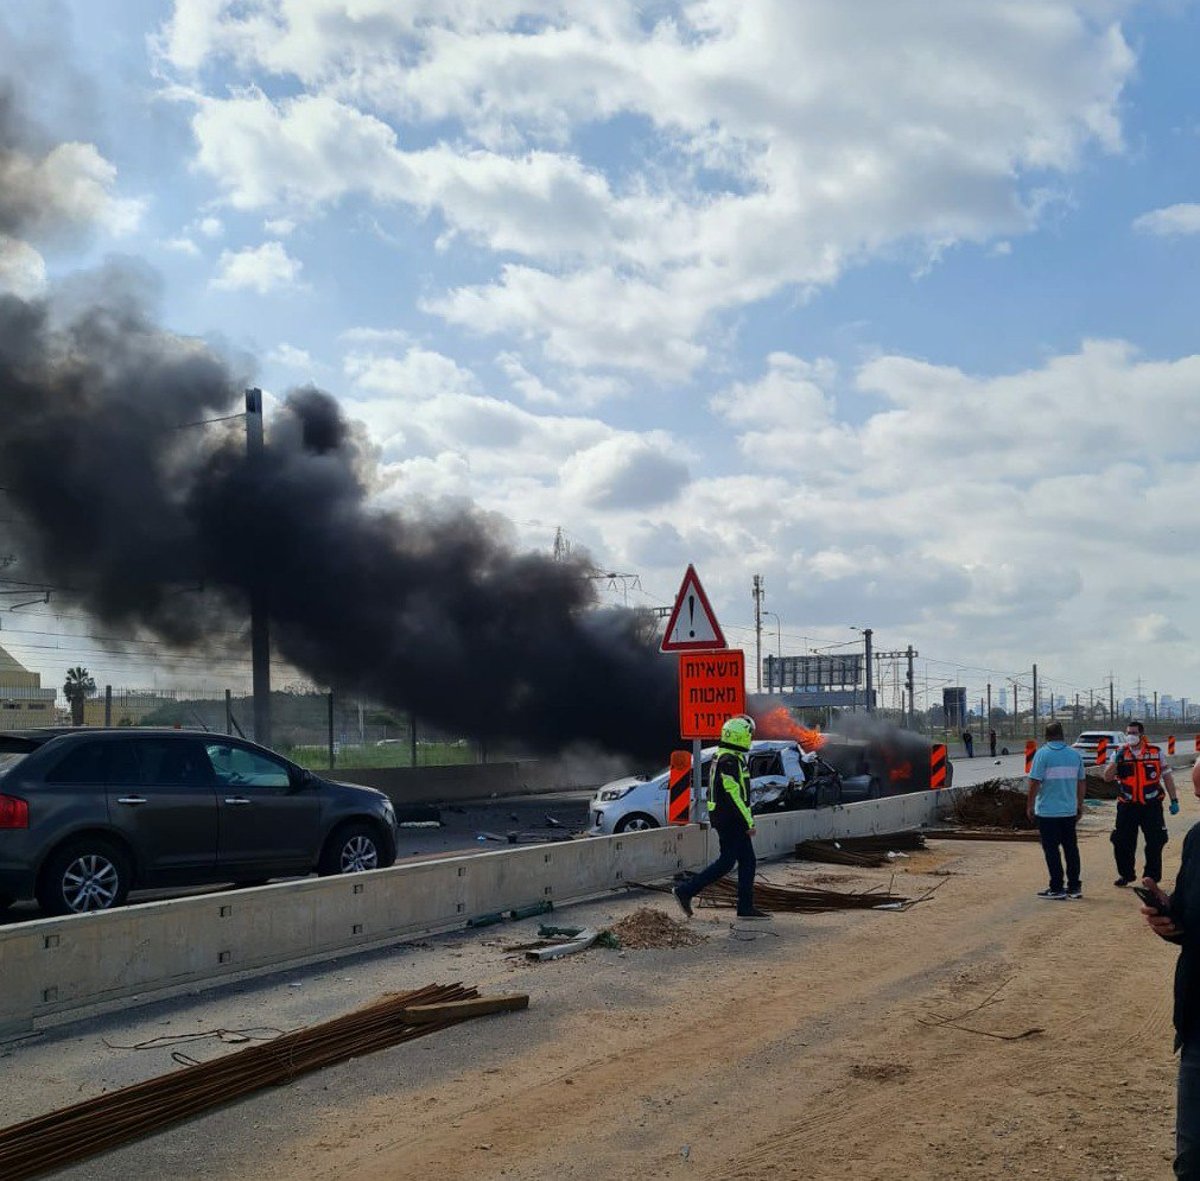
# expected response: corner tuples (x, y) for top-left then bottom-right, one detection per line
(1025, 740), (1036, 775)
(1096, 738), (1109, 765)
(1169, 736), (1176, 755)
(929, 743), (947, 789)
(667, 750), (692, 825)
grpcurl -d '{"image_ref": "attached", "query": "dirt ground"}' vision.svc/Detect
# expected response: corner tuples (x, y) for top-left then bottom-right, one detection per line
(13, 803), (1190, 1181)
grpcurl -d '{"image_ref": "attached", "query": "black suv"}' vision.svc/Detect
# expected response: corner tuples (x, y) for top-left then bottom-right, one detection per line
(0, 729), (398, 916)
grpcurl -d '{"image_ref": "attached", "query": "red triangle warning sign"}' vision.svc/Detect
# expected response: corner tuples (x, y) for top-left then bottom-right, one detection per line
(660, 564), (727, 652)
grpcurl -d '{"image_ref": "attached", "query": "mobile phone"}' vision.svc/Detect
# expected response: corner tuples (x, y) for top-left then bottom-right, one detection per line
(1132, 885), (1169, 915)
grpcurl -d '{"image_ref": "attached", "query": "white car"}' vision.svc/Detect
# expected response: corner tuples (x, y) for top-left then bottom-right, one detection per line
(1071, 730), (1124, 764)
(588, 740), (824, 835)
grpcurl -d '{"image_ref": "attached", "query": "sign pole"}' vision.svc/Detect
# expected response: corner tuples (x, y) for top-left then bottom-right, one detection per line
(692, 737), (704, 823)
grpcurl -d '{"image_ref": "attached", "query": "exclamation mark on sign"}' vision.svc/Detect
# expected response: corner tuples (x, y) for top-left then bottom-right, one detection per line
(688, 594), (695, 638)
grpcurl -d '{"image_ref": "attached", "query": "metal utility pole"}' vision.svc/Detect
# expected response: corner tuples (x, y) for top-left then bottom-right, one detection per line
(1032, 664), (1038, 732)
(245, 388), (272, 748)
(986, 682), (992, 734)
(1154, 690), (1159, 724)
(752, 575), (764, 692)
(864, 627), (874, 712)
(878, 646), (918, 726)
(1108, 674), (1116, 726)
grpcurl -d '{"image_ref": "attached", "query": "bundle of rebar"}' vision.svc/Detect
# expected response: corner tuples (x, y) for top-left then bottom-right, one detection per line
(796, 832), (927, 868)
(697, 878), (915, 913)
(0, 983), (524, 1181)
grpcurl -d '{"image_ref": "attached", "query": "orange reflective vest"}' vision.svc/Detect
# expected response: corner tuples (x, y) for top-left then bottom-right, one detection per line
(1116, 742), (1164, 804)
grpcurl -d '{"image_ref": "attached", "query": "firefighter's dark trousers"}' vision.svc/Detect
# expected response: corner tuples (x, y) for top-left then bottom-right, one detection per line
(679, 824), (756, 914)
(1112, 799), (1168, 883)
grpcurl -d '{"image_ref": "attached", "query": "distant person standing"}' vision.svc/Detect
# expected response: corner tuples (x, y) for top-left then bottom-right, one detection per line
(989, 728), (998, 758)
(962, 730), (974, 758)
(1105, 720), (1180, 887)
(1027, 721), (1086, 899)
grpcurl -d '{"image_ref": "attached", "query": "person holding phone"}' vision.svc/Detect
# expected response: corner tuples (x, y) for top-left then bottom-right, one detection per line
(1140, 759), (1200, 1178)
(1026, 721), (1086, 899)
(1105, 720), (1180, 887)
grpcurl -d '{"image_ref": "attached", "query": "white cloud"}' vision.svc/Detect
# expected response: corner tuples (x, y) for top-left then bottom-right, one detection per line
(1133, 203), (1200, 236)
(560, 435), (691, 510)
(0, 139), (143, 244)
(0, 235), (47, 298)
(268, 342), (317, 370)
(161, 0), (1138, 375)
(197, 215), (224, 238)
(264, 216), (296, 236)
(211, 240), (304, 294)
(160, 235), (201, 256)
(344, 346), (479, 399)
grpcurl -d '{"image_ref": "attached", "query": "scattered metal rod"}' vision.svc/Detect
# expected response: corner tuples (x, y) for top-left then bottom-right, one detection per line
(0, 983), (526, 1181)
(633, 878), (923, 913)
(796, 833), (926, 868)
(923, 828), (1041, 842)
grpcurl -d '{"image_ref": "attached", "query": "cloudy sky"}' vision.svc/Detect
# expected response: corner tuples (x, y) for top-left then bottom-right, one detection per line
(2, 0), (1199, 714)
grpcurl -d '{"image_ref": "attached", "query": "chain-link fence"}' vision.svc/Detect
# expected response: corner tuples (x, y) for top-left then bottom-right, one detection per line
(51, 687), (503, 770)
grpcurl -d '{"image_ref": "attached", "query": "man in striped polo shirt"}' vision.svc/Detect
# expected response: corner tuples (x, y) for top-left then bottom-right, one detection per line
(1027, 721), (1087, 900)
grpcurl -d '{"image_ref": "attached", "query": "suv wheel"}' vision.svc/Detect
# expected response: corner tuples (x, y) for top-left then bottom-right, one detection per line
(319, 823), (382, 876)
(37, 839), (131, 916)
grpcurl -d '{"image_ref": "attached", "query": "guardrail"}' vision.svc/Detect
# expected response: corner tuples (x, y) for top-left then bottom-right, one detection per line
(0, 789), (954, 1038)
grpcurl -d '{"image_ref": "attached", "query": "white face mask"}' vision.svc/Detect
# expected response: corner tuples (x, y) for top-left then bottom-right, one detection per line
(1124, 732), (1140, 745)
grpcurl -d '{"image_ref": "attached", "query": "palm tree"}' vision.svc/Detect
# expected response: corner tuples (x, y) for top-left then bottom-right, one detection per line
(62, 667), (96, 726)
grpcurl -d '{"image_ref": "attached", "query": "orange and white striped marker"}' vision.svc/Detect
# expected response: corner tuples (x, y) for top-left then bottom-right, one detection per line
(1095, 738), (1109, 765)
(667, 750), (692, 825)
(1169, 736), (1176, 755)
(930, 743), (947, 789)
(1025, 740), (1036, 775)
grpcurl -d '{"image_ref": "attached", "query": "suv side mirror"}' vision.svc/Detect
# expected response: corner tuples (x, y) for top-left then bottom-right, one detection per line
(290, 767), (314, 791)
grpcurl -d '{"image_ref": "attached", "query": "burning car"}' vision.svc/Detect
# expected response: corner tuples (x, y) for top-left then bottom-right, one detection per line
(587, 739), (873, 835)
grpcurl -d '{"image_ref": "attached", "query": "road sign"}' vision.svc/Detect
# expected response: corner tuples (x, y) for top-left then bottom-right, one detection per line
(679, 650), (745, 740)
(660, 564), (726, 652)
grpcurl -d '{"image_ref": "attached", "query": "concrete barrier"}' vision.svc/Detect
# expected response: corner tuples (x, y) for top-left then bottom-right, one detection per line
(0, 790), (953, 1038)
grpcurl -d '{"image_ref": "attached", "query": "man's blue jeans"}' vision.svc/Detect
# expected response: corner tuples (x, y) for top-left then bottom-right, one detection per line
(1178, 1039), (1200, 1177)
(679, 824), (756, 914)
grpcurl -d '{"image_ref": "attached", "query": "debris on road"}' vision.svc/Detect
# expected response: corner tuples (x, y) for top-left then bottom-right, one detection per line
(525, 928), (601, 961)
(796, 832), (927, 868)
(0, 984), (527, 1181)
(948, 780), (1036, 829)
(609, 908), (706, 950)
(924, 828), (1040, 843)
(636, 876), (933, 914)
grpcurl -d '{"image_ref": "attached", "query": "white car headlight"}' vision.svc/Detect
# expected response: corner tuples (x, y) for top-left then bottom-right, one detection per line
(598, 786), (635, 802)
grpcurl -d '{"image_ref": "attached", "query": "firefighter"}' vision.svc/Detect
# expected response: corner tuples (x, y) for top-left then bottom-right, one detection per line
(1105, 720), (1180, 887)
(673, 714), (771, 921)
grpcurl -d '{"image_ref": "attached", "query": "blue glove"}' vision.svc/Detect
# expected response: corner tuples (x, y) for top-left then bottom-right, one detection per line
(1171, 800), (1181, 815)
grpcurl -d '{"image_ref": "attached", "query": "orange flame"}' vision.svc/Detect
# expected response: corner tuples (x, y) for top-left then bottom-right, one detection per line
(889, 761), (913, 782)
(750, 706), (824, 751)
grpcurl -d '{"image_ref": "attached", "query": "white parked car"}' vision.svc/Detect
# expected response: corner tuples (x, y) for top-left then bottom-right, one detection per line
(1070, 730), (1124, 764)
(588, 740), (864, 835)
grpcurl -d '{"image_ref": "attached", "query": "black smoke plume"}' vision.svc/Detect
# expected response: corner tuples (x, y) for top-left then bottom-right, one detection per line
(0, 277), (681, 760)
